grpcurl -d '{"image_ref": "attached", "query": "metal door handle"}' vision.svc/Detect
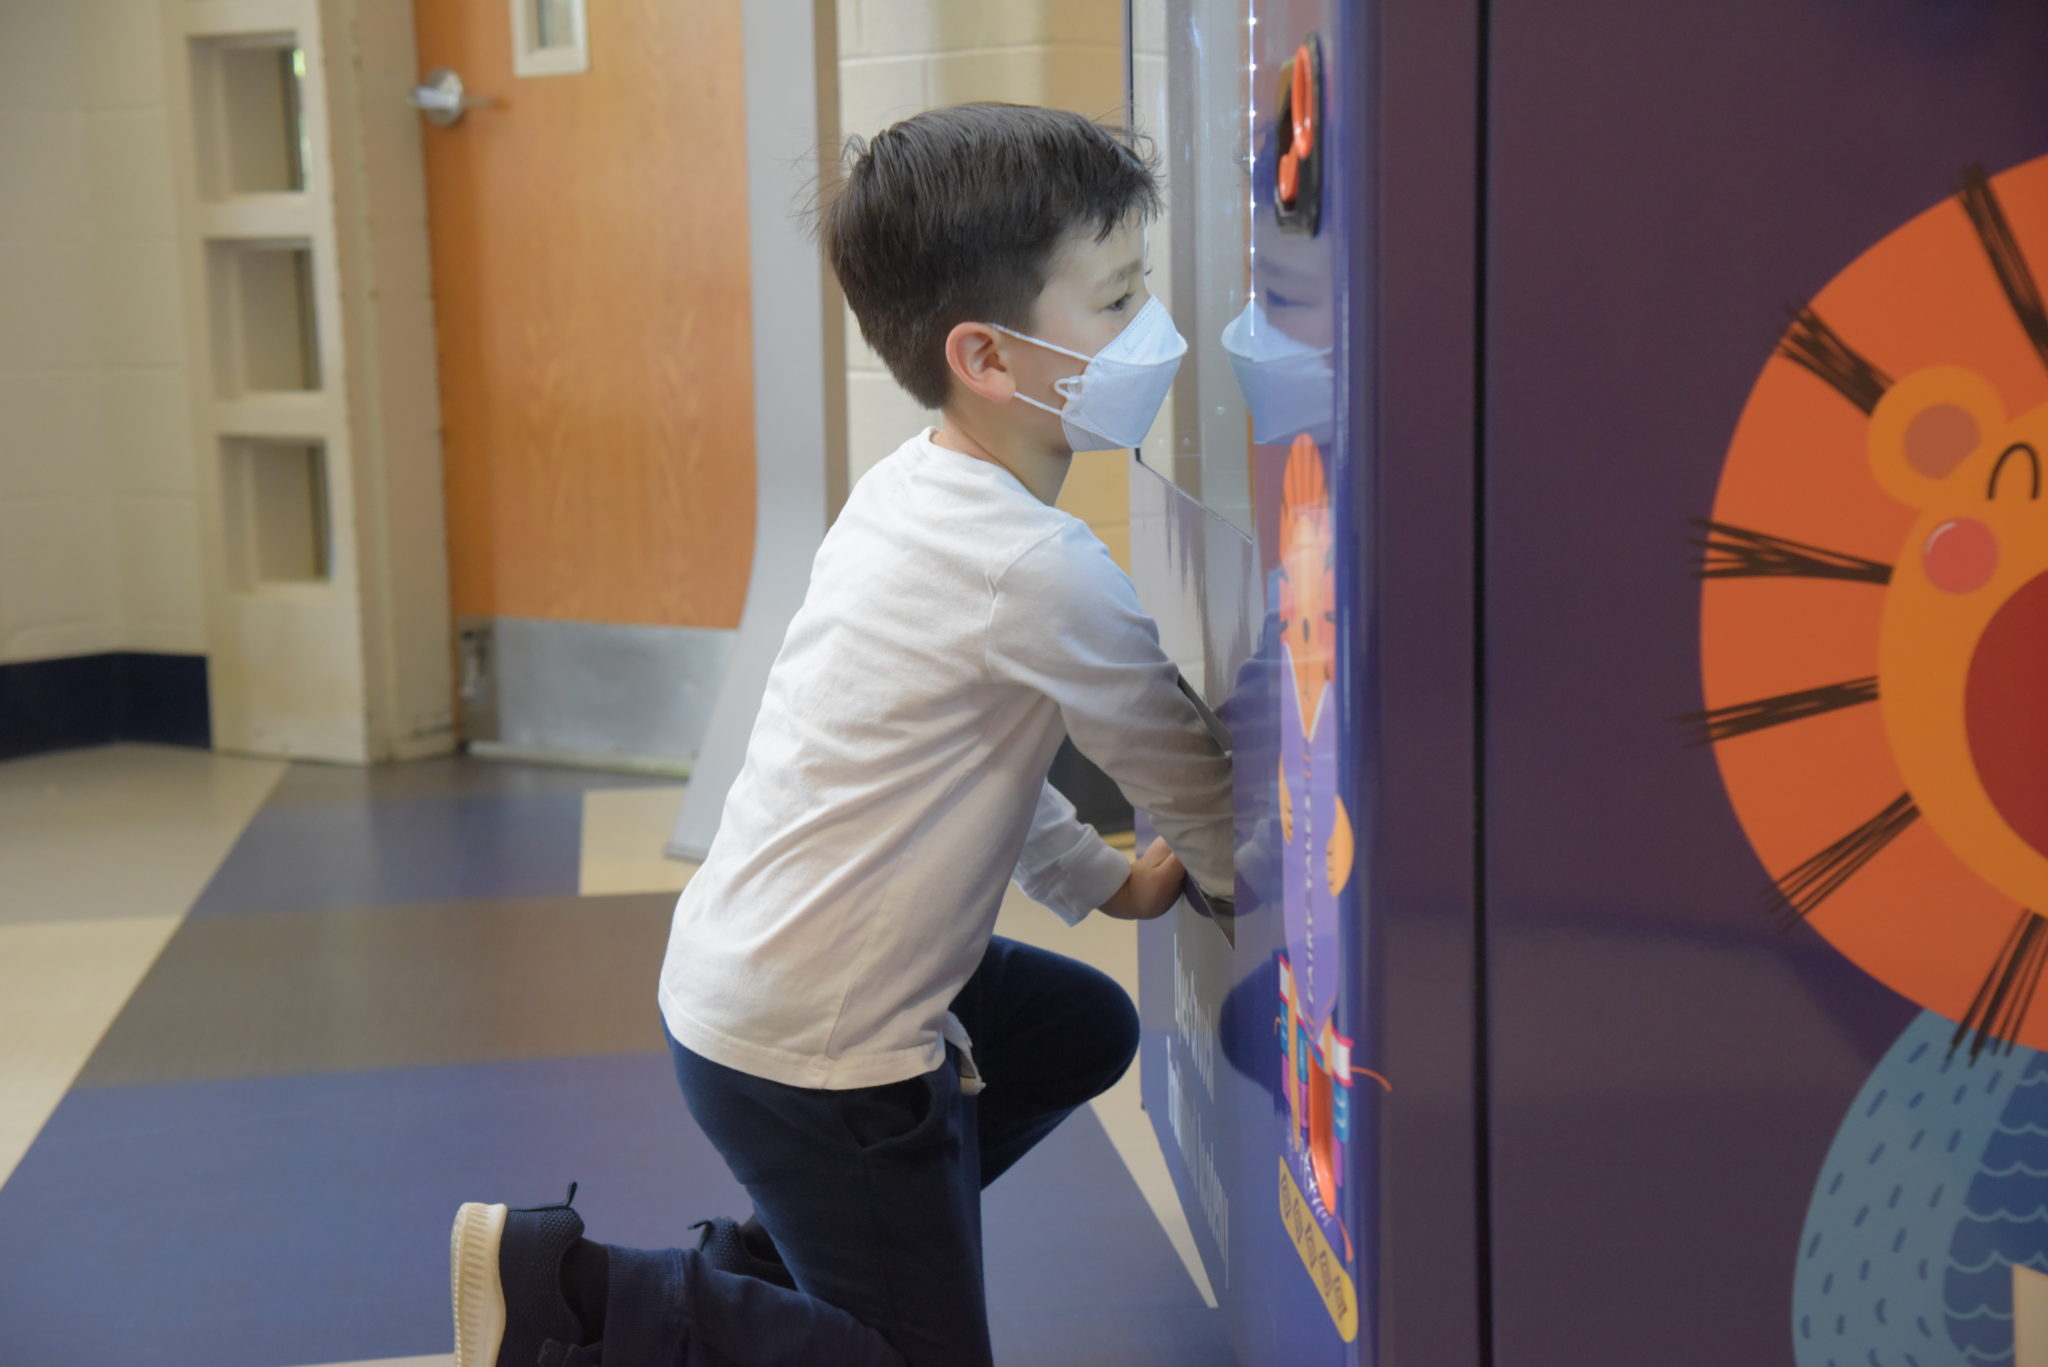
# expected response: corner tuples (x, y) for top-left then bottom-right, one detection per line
(411, 68), (494, 127)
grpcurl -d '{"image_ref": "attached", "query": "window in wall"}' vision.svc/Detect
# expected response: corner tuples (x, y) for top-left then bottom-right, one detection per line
(193, 35), (309, 196)
(208, 243), (321, 396)
(512, 0), (589, 77)
(222, 439), (331, 587)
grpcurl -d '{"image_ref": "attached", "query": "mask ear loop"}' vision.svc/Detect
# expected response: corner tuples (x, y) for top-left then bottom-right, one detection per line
(985, 322), (1097, 365)
(983, 322), (1095, 415)
(1011, 391), (1065, 419)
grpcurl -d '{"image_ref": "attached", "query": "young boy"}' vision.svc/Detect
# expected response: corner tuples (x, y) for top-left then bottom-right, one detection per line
(450, 103), (1232, 1367)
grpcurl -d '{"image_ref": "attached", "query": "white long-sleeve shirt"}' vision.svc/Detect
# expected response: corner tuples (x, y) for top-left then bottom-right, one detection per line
(658, 430), (1232, 1091)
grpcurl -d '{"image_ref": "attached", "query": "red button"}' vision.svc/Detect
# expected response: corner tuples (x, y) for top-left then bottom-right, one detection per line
(1923, 517), (1998, 594)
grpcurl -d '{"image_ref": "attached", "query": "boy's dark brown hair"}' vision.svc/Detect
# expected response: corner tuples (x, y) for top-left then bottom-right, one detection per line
(822, 103), (1160, 409)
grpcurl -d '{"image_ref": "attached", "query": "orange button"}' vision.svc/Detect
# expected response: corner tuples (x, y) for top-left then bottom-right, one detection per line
(1291, 44), (1315, 158)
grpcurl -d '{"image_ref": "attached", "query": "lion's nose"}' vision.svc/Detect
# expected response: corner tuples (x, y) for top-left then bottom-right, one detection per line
(1924, 517), (1998, 594)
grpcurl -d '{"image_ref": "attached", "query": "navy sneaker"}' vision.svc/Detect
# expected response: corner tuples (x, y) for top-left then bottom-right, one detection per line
(451, 1183), (602, 1367)
(691, 1216), (797, 1291)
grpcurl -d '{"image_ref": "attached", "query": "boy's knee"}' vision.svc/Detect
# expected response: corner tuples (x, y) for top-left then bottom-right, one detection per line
(1087, 973), (1142, 1089)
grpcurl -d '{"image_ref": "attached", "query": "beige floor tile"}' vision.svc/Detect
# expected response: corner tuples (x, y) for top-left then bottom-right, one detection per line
(992, 883), (1138, 995)
(2017, 1261), (2048, 1367)
(0, 743), (283, 1188)
(580, 785), (697, 896)
(0, 743), (285, 926)
(0, 913), (182, 1187)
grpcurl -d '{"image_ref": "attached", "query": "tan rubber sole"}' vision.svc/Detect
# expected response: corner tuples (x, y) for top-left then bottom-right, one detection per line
(450, 1201), (509, 1367)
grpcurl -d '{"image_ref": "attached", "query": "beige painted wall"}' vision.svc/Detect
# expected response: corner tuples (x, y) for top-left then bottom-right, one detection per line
(0, 0), (202, 665)
(834, 0), (1132, 566)
(0, 0), (453, 759)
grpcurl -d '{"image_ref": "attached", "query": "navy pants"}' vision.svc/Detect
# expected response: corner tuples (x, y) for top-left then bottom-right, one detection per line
(599, 935), (1142, 1366)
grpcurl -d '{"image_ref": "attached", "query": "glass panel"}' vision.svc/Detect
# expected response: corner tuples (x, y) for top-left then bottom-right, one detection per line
(211, 244), (321, 395)
(211, 39), (309, 194)
(534, 0), (578, 51)
(1130, 0), (1255, 535)
(224, 439), (330, 586)
(287, 49), (310, 190)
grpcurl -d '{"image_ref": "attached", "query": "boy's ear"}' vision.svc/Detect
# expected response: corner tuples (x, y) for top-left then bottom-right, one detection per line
(1867, 365), (2003, 510)
(943, 322), (1019, 404)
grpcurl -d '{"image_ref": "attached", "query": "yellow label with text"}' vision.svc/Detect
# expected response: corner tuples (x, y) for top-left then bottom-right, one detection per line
(1279, 1156), (1358, 1342)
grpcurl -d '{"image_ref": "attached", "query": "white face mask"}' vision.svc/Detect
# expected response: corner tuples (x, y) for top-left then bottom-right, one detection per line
(1220, 297), (1335, 446)
(990, 296), (1188, 452)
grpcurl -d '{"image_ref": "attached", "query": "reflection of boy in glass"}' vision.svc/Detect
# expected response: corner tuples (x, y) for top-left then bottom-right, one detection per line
(1276, 437), (1352, 1208)
(1219, 115), (1337, 446)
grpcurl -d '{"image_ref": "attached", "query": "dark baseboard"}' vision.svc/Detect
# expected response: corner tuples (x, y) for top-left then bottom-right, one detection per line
(1, 651), (1123, 834)
(0, 652), (210, 762)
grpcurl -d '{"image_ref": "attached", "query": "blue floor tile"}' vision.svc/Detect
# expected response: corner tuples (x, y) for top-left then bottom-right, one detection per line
(190, 791), (586, 917)
(984, 1114), (1231, 1366)
(0, 1054), (1226, 1366)
(0, 1054), (730, 1366)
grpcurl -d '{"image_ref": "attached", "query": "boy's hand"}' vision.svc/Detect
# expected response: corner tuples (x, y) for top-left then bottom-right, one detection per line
(1099, 838), (1185, 921)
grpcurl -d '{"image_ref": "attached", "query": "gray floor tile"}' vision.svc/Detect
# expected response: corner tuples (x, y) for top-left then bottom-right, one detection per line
(77, 892), (679, 1087)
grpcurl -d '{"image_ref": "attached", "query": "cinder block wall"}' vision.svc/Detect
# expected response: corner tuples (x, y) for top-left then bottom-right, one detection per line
(834, 0), (1132, 566)
(0, 1), (202, 666)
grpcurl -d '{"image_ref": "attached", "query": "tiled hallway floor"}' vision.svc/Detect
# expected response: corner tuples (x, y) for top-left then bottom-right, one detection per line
(0, 745), (1226, 1367)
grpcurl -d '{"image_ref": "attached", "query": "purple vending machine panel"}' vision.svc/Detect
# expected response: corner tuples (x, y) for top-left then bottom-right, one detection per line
(1127, 2), (1456, 1363)
(1484, 4), (2048, 1364)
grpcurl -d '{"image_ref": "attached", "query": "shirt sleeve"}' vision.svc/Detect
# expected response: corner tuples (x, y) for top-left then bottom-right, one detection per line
(986, 525), (1234, 896)
(1011, 780), (1135, 925)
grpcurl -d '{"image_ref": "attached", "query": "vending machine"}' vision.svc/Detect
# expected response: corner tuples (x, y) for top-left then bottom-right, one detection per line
(1127, 3), (2048, 1365)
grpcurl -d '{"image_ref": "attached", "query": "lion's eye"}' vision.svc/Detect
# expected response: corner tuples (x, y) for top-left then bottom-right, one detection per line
(1987, 441), (2042, 500)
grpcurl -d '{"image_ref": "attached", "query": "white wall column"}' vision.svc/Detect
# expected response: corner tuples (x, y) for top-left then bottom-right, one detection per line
(161, 0), (451, 762)
(667, 0), (841, 858)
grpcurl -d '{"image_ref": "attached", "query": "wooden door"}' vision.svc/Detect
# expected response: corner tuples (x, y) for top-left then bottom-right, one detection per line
(414, 0), (754, 638)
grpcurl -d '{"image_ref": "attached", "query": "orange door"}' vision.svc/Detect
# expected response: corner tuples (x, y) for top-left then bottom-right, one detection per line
(414, 1), (754, 643)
